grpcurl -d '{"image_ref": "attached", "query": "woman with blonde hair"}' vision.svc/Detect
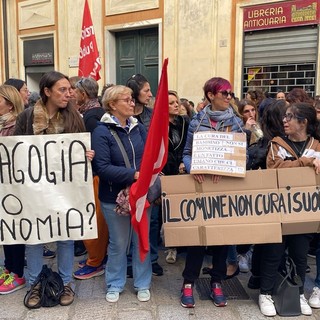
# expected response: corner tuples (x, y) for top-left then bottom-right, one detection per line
(0, 85), (25, 294)
(92, 85), (152, 303)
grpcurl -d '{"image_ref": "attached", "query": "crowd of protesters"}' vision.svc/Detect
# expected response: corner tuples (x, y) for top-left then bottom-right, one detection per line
(1, 71), (320, 317)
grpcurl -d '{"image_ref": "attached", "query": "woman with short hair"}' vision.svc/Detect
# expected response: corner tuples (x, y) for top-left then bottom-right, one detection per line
(92, 85), (152, 303)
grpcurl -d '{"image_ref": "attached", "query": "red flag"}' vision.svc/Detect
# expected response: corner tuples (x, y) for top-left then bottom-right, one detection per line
(78, 0), (101, 80)
(129, 59), (169, 261)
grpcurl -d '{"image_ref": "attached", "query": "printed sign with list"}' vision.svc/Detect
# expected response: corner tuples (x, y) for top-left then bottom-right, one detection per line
(190, 131), (247, 177)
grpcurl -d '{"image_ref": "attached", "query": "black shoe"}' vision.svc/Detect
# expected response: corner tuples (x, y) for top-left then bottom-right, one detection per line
(127, 266), (133, 278)
(306, 265), (311, 273)
(247, 275), (261, 289)
(74, 241), (87, 257)
(152, 262), (163, 276)
(202, 267), (212, 275)
(225, 266), (240, 280)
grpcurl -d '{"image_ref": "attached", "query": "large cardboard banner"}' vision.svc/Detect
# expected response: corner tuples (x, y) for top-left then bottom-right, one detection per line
(190, 131), (247, 177)
(0, 133), (97, 244)
(162, 167), (320, 247)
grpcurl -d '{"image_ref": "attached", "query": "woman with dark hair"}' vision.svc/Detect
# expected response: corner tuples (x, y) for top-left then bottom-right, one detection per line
(258, 102), (320, 317)
(126, 74), (153, 130)
(180, 77), (244, 309)
(247, 99), (287, 171)
(237, 99), (261, 145)
(246, 99), (287, 292)
(126, 74), (163, 277)
(15, 71), (93, 308)
(4, 78), (29, 108)
(286, 88), (314, 106)
(179, 98), (193, 119)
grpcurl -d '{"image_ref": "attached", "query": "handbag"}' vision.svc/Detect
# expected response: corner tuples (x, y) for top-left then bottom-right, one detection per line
(272, 256), (302, 317)
(24, 265), (64, 309)
(110, 128), (161, 216)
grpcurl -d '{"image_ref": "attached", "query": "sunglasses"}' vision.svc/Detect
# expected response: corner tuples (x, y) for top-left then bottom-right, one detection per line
(77, 79), (90, 96)
(219, 90), (235, 99)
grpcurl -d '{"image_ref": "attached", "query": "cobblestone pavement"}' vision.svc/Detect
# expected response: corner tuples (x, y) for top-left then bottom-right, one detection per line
(1, 245), (320, 320)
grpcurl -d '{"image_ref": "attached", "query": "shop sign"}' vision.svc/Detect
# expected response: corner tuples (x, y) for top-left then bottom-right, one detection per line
(243, 0), (319, 31)
(31, 52), (53, 65)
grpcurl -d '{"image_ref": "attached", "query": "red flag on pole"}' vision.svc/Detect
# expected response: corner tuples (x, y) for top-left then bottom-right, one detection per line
(78, 0), (101, 80)
(129, 58), (169, 262)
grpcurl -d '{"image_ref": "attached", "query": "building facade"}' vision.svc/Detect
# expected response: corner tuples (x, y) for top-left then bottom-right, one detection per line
(0, 0), (319, 102)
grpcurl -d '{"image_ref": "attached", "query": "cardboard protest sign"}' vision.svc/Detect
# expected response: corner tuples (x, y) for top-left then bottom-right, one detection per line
(162, 170), (282, 246)
(277, 167), (320, 235)
(190, 131), (247, 177)
(162, 167), (320, 247)
(0, 133), (97, 244)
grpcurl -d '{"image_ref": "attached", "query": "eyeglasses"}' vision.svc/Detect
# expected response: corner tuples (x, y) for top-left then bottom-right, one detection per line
(117, 98), (135, 104)
(218, 90), (235, 98)
(77, 79), (90, 96)
(283, 113), (304, 122)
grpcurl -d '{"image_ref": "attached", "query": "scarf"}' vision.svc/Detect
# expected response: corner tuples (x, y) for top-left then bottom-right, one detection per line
(0, 112), (16, 131)
(78, 98), (101, 115)
(33, 101), (65, 135)
(205, 105), (235, 122)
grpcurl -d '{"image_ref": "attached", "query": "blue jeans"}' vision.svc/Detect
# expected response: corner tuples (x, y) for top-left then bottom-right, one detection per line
(101, 201), (152, 292)
(26, 241), (74, 286)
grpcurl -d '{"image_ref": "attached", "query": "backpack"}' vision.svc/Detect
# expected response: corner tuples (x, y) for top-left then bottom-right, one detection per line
(24, 265), (64, 308)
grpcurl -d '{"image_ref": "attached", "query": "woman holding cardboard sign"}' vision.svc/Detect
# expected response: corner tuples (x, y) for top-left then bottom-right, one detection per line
(180, 77), (244, 309)
(258, 102), (320, 317)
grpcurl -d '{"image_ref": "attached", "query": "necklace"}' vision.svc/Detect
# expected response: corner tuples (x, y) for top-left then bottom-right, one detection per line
(289, 136), (309, 157)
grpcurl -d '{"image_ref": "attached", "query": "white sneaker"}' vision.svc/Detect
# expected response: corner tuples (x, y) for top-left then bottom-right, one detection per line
(238, 254), (249, 273)
(300, 294), (312, 315)
(137, 289), (150, 302)
(259, 294), (276, 316)
(166, 248), (177, 264)
(106, 291), (119, 303)
(309, 287), (320, 308)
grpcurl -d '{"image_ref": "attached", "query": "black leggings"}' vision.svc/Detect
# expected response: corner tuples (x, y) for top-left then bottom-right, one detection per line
(260, 234), (312, 295)
(183, 245), (228, 284)
(3, 244), (25, 278)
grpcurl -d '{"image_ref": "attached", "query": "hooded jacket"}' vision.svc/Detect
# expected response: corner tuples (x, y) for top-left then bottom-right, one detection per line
(183, 105), (244, 173)
(91, 112), (147, 203)
(267, 136), (320, 169)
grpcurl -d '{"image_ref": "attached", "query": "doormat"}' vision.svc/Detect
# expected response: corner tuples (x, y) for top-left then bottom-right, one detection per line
(195, 277), (250, 300)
